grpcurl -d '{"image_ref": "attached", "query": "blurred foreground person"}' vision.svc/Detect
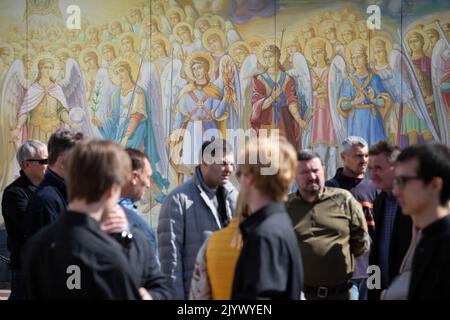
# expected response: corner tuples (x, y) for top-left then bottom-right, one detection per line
(392, 144), (450, 300)
(231, 136), (303, 300)
(23, 139), (142, 299)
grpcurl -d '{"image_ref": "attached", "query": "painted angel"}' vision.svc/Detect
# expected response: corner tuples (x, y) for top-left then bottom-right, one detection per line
(371, 36), (440, 147)
(6, 55), (94, 144)
(0, 55), (93, 189)
(431, 23), (450, 145)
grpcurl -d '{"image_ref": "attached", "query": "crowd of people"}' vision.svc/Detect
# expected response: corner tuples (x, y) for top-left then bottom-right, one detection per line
(1, 129), (450, 300)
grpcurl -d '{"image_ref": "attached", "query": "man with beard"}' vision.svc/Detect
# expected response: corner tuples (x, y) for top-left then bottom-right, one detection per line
(325, 136), (378, 300)
(286, 150), (369, 300)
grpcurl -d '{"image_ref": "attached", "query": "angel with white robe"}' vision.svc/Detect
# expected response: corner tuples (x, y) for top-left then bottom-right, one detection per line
(371, 36), (439, 147)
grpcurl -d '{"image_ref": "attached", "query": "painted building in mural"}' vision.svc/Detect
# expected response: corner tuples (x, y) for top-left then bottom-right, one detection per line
(0, 0), (449, 225)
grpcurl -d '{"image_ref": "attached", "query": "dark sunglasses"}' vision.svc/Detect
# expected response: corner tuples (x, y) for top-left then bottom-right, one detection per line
(26, 159), (48, 165)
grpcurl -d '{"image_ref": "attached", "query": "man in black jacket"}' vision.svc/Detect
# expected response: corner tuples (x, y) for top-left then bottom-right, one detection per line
(392, 144), (450, 300)
(231, 137), (303, 300)
(24, 130), (84, 239)
(367, 141), (412, 300)
(1, 140), (48, 300)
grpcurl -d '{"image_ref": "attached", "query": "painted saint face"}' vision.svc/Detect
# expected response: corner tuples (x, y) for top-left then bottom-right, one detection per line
(207, 35), (223, 52)
(263, 50), (277, 68)
(192, 62), (207, 81)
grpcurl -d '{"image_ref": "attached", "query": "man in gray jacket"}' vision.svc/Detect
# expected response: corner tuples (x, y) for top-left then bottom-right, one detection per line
(158, 139), (238, 299)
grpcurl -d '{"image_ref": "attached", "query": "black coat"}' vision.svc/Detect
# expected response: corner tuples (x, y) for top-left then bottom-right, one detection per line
(123, 227), (171, 300)
(368, 192), (412, 300)
(409, 215), (450, 300)
(231, 203), (303, 300)
(22, 210), (141, 300)
(1, 171), (37, 269)
(24, 169), (67, 239)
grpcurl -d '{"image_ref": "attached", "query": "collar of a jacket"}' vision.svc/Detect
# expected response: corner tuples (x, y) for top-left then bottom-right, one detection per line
(239, 202), (285, 237)
(333, 167), (363, 187)
(18, 169), (37, 189)
(43, 169), (67, 195)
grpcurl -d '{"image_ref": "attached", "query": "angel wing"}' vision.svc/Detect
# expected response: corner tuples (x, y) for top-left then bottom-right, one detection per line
(138, 61), (170, 176)
(389, 48), (441, 142)
(286, 52), (313, 147)
(59, 58), (95, 137)
(225, 21), (241, 46)
(328, 55), (348, 143)
(91, 67), (118, 137)
(0, 59), (27, 190)
(239, 54), (260, 130)
(184, 5), (198, 26)
(431, 38), (450, 144)
(160, 58), (187, 137)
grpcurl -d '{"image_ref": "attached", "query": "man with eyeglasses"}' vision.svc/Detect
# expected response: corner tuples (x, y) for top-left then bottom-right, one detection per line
(393, 143), (450, 300)
(1, 140), (48, 300)
(24, 130), (84, 240)
(158, 139), (238, 299)
(367, 141), (412, 300)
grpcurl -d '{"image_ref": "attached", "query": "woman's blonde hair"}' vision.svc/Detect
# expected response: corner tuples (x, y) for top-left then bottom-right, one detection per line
(238, 136), (297, 202)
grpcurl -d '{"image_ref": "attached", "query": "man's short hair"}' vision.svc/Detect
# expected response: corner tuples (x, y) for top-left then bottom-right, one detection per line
(297, 149), (323, 164)
(238, 136), (297, 202)
(16, 140), (47, 169)
(396, 143), (450, 206)
(369, 141), (401, 164)
(66, 139), (131, 203)
(125, 148), (149, 171)
(200, 138), (233, 164)
(341, 136), (368, 154)
(47, 130), (84, 165)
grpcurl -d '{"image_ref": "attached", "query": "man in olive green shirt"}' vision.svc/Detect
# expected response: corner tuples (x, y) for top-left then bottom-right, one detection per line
(286, 150), (369, 300)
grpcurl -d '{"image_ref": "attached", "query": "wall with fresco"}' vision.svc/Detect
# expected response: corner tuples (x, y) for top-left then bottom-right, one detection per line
(1, 0), (450, 224)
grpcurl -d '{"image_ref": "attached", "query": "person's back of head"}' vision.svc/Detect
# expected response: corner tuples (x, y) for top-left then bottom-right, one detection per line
(66, 139), (131, 213)
(237, 136), (297, 203)
(47, 130), (84, 179)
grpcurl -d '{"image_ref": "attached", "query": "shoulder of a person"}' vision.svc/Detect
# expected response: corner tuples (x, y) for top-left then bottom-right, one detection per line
(325, 186), (354, 200)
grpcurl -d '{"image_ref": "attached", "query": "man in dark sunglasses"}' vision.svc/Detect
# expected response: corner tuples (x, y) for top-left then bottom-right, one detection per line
(1, 140), (48, 300)
(392, 143), (450, 300)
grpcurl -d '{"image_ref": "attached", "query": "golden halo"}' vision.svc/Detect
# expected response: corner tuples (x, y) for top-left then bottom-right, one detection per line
(98, 41), (118, 57)
(79, 48), (100, 70)
(304, 37), (333, 65)
(337, 22), (358, 44)
(405, 29), (430, 55)
(149, 15), (162, 32)
(202, 28), (227, 52)
(184, 51), (215, 83)
(68, 41), (82, 52)
(318, 19), (337, 39)
(345, 39), (369, 66)
(246, 35), (264, 53)
(30, 52), (60, 81)
(173, 22), (194, 43)
(166, 7), (186, 22)
(210, 15), (225, 30)
(256, 38), (287, 67)
(55, 48), (72, 60)
(108, 57), (139, 86)
(370, 35), (393, 63)
(151, 34), (172, 54)
(86, 25), (100, 35)
(195, 16), (212, 30)
(119, 32), (140, 53)
(228, 41), (251, 57)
